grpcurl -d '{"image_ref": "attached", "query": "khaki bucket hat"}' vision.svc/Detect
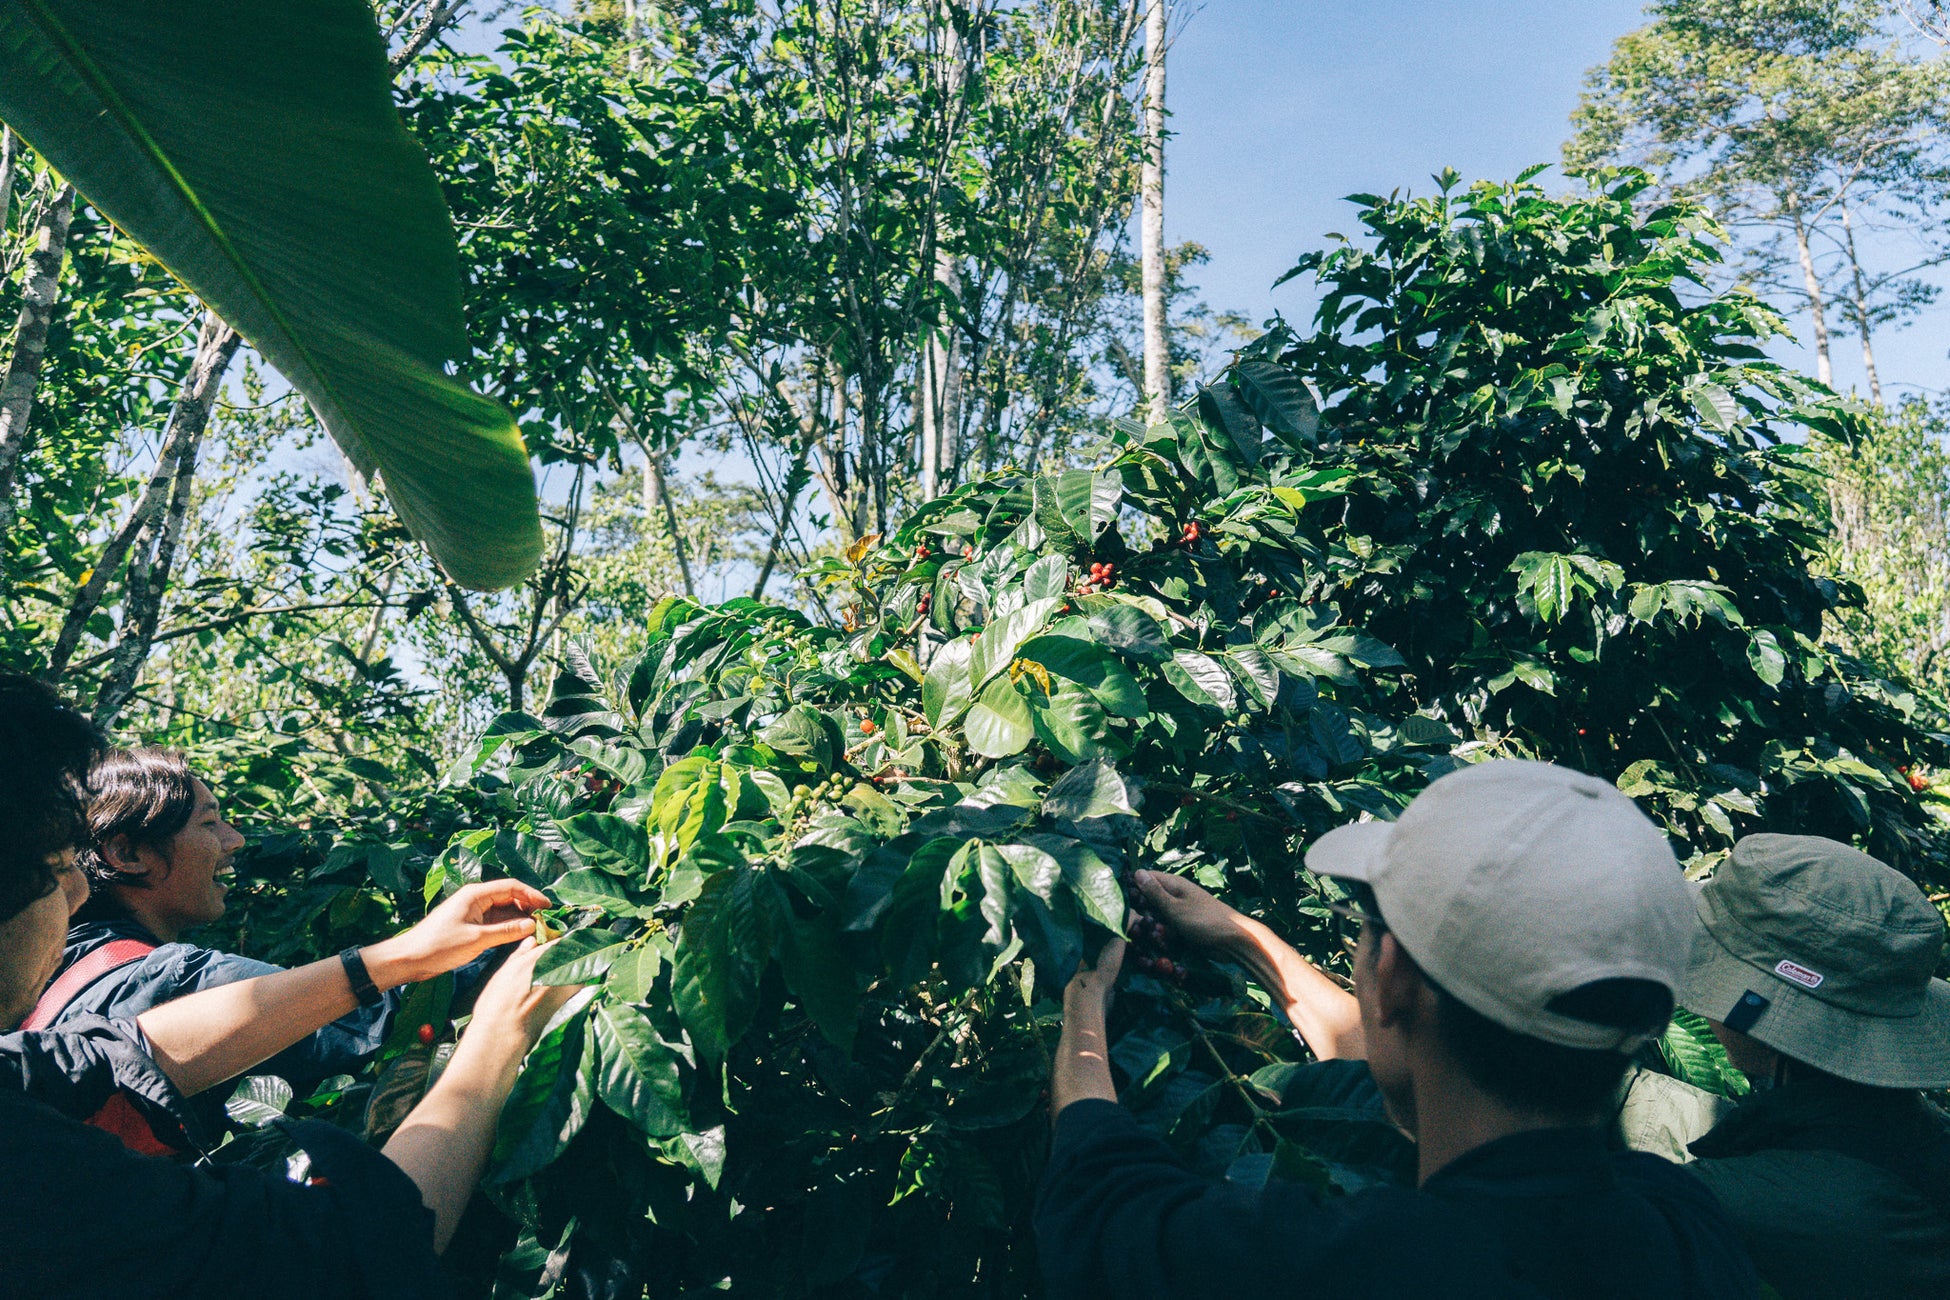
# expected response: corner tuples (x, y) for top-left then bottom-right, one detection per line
(1683, 834), (1950, 1089)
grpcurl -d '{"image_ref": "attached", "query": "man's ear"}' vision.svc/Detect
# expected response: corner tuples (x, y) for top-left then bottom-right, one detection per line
(99, 834), (150, 877)
(1367, 931), (1427, 1030)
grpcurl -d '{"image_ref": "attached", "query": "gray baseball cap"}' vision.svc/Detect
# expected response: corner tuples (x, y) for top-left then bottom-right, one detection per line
(1683, 834), (1950, 1089)
(1306, 759), (1691, 1052)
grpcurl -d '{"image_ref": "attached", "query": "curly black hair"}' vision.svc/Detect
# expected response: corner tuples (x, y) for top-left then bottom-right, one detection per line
(0, 673), (104, 921)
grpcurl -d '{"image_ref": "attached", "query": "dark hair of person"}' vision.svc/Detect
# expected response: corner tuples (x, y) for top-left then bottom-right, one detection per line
(1356, 883), (1671, 1118)
(1432, 981), (1673, 1118)
(0, 673), (104, 921)
(74, 747), (201, 904)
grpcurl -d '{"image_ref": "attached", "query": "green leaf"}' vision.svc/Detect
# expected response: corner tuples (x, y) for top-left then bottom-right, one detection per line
(1030, 681), (1119, 763)
(224, 1075), (292, 1128)
(1233, 358), (1320, 447)
(0, 0), (542, 587)
(965, 674), (1034, 758)
(1022, 554), (1071, 601)
(994, 842), (1062, 900)
(555, 813), (651, 877)
(1225, 645), (1281, 710)
(1659, 1009), (1749, 1098)
(1085, 603), (1171, 663)
(549, 869), (654, 917)
(1689, 383), (1739, 433)
(1513, 552), (1578, 623)
(1197, 381), (1262, 464)
(1031, 834), (1124, 934)
(671, 867), (763, 1060)
(534, 928), (629, 985)
(758, 705), (836, 767)
(1163, 650), (1237, 712)
(1042, 758), (1141, 821)
(591, 1000), (687, 1137)
(777, 912), (860, 1050)
(974, 843), (1014, 945)
(603, 942), (665, 1004)
(923, 635), (976, 730)
(1055, 469), (1122, 545)
(1748, 630), (1787, 688)
(663, 1125), (727, 1190)
(1018, 634), (1148, 719)
(491, 1004), (595, 1182)
(970, 596), (1062, 689)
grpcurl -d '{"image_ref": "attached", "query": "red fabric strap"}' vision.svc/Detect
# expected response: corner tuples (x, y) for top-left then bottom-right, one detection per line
(85, 1090), (182, 1158)
(21, 938), (157, 1032)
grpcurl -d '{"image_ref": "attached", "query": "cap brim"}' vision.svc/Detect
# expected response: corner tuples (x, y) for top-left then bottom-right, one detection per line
(1681, 922), (1950, 1090)
(1305, 820), (1393, 883)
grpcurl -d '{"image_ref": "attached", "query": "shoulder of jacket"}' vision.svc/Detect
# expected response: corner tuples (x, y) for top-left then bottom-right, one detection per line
(1613, 1065), (1736, 1164)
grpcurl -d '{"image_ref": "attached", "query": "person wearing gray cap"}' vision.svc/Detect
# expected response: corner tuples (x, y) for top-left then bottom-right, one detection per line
(1615, 834), (1950, 1300)
(1034, 760), (1760, 1299)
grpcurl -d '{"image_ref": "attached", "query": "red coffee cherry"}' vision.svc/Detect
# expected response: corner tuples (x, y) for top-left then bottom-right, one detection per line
(417, 1023), (435, 1045)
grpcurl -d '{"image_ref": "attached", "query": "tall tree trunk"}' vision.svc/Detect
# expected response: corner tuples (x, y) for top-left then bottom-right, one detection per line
(920, 2), (968, 501)
(641, 439), (696, 597)
(1839, 200), (1881, 406)
(0, 126), (18, 245)
(1785, 190), (1833, 389)
(1140, 0), (1170, 423)
(0, 183), (76, 534)
(624, 0), (644, 75)
(92, 312), (242, 724)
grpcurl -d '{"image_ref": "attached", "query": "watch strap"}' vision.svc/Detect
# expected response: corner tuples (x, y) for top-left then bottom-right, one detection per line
(338, 946), (382, 1008)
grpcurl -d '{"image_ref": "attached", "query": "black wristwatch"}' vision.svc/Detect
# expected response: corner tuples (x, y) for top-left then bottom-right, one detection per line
(338, 946), (383, 1008)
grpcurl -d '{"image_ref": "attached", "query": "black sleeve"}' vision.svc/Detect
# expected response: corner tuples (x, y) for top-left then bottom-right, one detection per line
(1034, 1099), (1329, 1300)
(0, 1092), (450, 1300)
(0, 1016), (206, 1145)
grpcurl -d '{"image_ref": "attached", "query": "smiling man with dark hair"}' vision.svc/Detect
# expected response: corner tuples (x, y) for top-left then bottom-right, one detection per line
(28, 746), (485, 1106)
(1035, 760), (1760, 1299)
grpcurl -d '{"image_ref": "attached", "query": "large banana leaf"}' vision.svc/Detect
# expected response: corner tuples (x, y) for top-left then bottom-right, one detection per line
(0, 0), (541, 588)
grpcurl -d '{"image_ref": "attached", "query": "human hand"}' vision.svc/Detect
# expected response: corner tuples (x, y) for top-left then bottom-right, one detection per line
(1063, 938), (1125, 1023)
(364, 879), (551, 988)
(465, 937), (584, 1055)
(1133, 870), (1250, 955)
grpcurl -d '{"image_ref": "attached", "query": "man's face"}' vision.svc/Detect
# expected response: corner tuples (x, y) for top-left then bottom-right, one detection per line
(116, 778), (243, 936)
(1353, 923), (1417, 1134)
(0, 851), (90, 1029)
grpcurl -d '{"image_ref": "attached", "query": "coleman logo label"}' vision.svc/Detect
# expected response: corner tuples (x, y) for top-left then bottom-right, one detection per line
(1774, 959), (1824, 989)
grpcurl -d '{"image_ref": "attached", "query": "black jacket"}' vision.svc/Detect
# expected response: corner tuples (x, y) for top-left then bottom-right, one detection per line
(1036, 1097), (1760, 1299)
(0, 1016), (450, 1299)
(1686, 1079), (1950, 1300)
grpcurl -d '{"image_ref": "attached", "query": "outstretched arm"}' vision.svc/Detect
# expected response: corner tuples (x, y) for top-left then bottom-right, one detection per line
(380, 936), (577, 1250)
(134, 880), (547, 1097)
(1053, 939), (1124, 1115)
(1134, 871), (1364, 1060)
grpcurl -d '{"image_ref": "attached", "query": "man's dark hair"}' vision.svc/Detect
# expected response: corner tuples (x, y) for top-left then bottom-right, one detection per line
(74, 747), (201, 903)
(1433, 980), (1673, 1118)
(0, 673), (104, 921)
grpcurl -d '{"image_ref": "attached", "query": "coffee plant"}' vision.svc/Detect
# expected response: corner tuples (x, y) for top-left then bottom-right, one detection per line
(205, 171), (1950, 1297)
(1236, 166), (1950, 884)
(414, 404), (1446, 1295)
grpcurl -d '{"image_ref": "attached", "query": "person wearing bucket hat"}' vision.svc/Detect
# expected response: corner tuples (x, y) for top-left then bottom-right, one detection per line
(1035, 760), (1759, 1299)
(1614, 833), (1950, 1300)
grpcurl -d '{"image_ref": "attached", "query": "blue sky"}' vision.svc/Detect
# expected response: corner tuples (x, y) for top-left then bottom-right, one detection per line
(1164, 0), (1943, 403)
